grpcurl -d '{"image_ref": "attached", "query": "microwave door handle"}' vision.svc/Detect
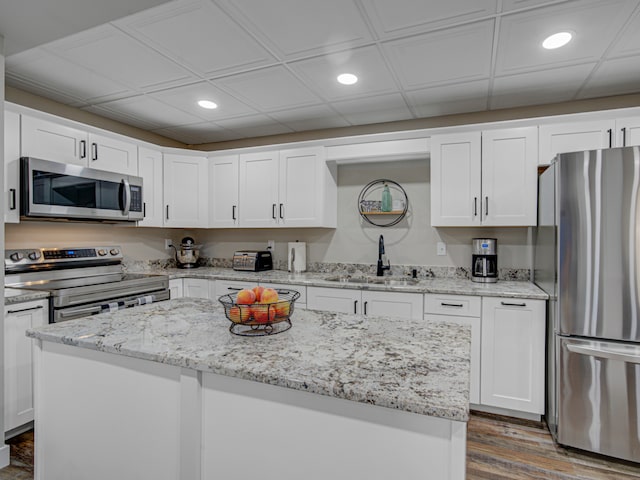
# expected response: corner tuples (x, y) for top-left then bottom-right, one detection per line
(121, 179), (131, 215)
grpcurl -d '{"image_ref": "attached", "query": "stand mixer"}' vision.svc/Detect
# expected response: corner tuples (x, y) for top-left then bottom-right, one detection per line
(171, 236), (202, 268)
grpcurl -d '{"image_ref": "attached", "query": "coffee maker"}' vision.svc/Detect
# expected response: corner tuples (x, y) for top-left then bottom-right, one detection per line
(471, 238), (497, 283)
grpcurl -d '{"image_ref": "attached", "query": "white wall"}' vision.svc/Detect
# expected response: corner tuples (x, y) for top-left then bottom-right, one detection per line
(4, 159), (531, 270)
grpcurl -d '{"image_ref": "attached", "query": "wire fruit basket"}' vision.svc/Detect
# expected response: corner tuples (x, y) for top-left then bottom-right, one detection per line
(218, 289), (300, 336)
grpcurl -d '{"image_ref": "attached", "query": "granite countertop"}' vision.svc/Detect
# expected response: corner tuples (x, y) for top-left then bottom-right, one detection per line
(158, 267), (548, 300)
(4, 287), (50, 305)
(27, 297), (471, 422)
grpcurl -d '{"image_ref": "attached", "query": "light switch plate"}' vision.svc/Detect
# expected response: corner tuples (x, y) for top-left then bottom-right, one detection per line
(267, 240), (275, 251)
(437, 242), (447, 256)
(165, 239), (173, 249)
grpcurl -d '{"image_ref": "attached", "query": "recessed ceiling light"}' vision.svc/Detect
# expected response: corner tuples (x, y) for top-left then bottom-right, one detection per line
(197, 100), (218, 109)
(542, 31), (573, 50)
(337, 73), (358, 85)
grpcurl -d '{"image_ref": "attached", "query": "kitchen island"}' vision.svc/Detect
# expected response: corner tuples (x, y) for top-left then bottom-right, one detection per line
(27, 298), (471, 480)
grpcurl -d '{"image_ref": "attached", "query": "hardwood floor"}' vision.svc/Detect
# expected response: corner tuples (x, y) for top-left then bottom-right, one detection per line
(2, 413), (640, 479)
(467, 412), (640, 479)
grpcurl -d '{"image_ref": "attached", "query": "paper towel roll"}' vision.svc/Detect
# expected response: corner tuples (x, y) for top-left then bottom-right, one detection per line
(288, 242), (307, 273)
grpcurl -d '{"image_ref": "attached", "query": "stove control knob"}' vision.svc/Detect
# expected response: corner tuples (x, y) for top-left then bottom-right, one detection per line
(110, 248), (120, 256)
(9, 252), (24, 262)
(97, 249), (107, 256)
(28, 251), (41, 261)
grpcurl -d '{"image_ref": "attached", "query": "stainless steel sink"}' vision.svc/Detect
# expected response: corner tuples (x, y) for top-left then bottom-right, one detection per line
(324, 276), (420, 286)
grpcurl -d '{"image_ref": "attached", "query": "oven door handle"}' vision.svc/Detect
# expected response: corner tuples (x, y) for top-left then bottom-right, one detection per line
(59, 304), (105, 319)
(121, 178), (131, 216)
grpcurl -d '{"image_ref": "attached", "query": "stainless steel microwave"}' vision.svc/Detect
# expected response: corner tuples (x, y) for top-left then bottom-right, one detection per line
(20, 157), (144, 222)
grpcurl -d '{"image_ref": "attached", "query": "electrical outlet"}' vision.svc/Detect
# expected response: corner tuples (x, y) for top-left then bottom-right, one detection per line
(165, 239), (173, 250)
(436, 242), (447, 256)
(267, 240), (275, 251)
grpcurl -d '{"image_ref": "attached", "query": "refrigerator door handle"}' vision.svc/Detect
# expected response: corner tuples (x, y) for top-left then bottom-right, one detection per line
(566, 343), (640, 364)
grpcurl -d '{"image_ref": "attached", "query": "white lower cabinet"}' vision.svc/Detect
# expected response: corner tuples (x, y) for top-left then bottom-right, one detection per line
(169, 279), (183, 299)
(214, 280), (255, 298)
(259, 282), (307, 309)
(182, 278), (210, 299)
(307, 286), (423, 320)
(480, 297), (546, 414)
(4, 300), (48, 434)
(424, 294), (481, 405)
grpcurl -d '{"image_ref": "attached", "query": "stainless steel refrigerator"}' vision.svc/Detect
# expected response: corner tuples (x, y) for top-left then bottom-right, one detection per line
(535, 146), (640, 462)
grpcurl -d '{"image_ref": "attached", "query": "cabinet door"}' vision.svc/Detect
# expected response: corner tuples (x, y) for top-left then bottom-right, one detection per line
(163, 154), (208, 228)
(481, 127), (538, 226)
(21, 115), (88, 166)
(425, 313), (480, 404)
(4, 300), (47, 433)
(481, 297), (546, 414)
(210, 154), (239, 228)
(430, 131), (481, 226)
(307, 287), (361, 314)
(4, 111), (21, 223)
(362, 290), (423, 320)
(183, 278), (210, 299)
(617, 117), (640, 147)
(88, 133), (138, 175)
(259, 283), (307, 308)
(169, 279), (183, 299)
(538, 120), (615, 165)
(278, 146), (326, 227)
(137, 147), (163, 227)
(238, 151), (279, 227)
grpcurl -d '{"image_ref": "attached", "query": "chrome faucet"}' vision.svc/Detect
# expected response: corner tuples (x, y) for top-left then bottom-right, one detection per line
(376, 235), (391, 276)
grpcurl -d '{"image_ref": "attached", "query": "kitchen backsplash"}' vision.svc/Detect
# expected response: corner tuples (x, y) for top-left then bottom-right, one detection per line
(123, 256), (530, 281)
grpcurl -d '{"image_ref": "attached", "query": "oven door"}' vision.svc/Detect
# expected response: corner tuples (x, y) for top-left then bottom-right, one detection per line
(21, 157), (143, 222)
(53, 289), (170, 323)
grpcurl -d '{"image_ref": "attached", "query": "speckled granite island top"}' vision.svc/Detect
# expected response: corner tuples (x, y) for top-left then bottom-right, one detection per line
(27, 297), (471, 422)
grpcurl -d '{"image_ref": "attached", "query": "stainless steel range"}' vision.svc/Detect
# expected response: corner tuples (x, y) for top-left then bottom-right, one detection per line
(5, 245), (170, 323)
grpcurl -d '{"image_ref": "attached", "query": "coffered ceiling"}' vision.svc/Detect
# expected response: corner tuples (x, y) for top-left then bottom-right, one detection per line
(3, 0), (640, 145)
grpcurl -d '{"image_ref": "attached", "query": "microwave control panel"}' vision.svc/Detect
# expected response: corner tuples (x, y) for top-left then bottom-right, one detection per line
(130, 186), (142, 212)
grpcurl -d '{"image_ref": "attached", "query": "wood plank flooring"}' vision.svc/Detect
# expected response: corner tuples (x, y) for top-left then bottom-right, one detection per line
(2, 413), (640, 479)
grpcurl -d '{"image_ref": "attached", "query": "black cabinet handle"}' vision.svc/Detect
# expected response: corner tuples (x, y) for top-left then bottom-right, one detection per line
(279, 203), (284, 219)
(501, 301), (527, 307)
(227, 287), (242, 291)
(8, 305), (44, 314)
(473, 197), (478, 217)
(80, 140), (87, 159)
(441, 302), (463, 308)
(364, 301), (368, 315)
(608, 129), (613, 148)
(166, 205), (169, 220)
(232, 205), (236, 220)
(354, 300), (358, 314)
(272, 204), (277, 219)
(485, 196), (488, 216)
(622, 127), (627, 147)
(91, 142), (98, 161)
(9, 188), (16, 210)
(143, 202), (146, 217)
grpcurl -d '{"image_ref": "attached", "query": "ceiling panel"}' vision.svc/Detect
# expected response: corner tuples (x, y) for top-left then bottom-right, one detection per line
(214, 114), (294, 138)
(405, 80), (490, 117)
(578, 56), (640, 98)
(218, 0), (373, 60)
(149, 81), (257, 120)
(607, 7), (640, 57)
(289, 45), (399, 101)
(5, 48), (132, 103)
(45, 24), (196, 91)
(215, 65), (322, 111)
(490, 63), (596, 109)
(268, 105), (351, 131)
(382, 20), (495, 89)
(331, 93), (414, 125)
(115, 0), (276, 77)
(501, 0), (572, 12)
(362, 0), (498, 39)
(495, 0), (639, 75)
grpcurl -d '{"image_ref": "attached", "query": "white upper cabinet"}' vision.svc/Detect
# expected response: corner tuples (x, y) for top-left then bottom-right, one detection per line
(238, 151), (280, 228)
(21, 116), (88, 166)
(163, 153), (208, 228)
(431, 127), (537, 227)
(4, 111), (21, 224)
(538, 120), (615, 165)
(431, 131), (482, 226)
(278, 146), (336, 227)
(137, 146), (164, 227)
(88, 132), (138, 176)
(209, 154), (240, 228)
(616, 117), (640, 147)
(236, 146), (336, 228)
(481, 127), (538, 226)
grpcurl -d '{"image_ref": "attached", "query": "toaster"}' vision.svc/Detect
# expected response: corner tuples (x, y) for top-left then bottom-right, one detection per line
(232, 250), (273, 272)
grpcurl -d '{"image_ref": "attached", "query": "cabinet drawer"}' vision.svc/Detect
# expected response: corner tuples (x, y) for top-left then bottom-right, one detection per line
(424, 293), (481, 317)
(215, 280), (255, 297)
(259, 282), (306, 305)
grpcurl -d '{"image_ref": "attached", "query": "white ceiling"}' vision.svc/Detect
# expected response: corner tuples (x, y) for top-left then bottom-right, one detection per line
(3, 0), (640, 145)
